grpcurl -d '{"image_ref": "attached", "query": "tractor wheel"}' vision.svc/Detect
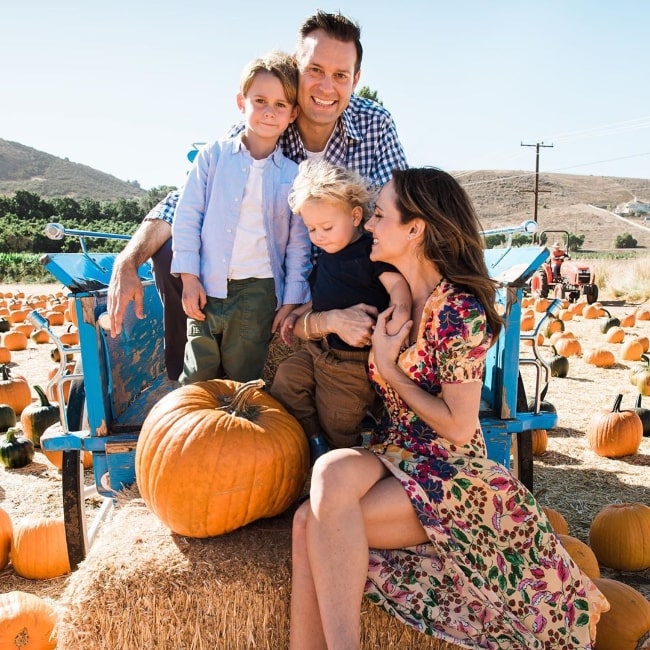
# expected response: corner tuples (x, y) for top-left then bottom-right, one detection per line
(531, 269), (549, 298)
(582, 284), (599, 305)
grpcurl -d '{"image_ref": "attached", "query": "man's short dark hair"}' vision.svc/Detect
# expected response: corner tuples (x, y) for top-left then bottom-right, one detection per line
(298, 10), (363, 73)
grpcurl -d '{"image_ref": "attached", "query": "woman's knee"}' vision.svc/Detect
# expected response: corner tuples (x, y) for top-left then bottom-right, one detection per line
(310, 449), (383, 507)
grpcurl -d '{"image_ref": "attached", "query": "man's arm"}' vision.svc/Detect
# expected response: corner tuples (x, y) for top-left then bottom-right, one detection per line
(107, 218), (172, 337)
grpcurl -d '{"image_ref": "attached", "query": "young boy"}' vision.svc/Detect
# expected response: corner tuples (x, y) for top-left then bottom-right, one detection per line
(270, 160), (411, 463)
(171, 51), (311, 384)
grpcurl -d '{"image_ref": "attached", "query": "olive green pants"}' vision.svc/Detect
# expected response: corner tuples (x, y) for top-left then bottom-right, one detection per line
(179, 277), (276, 385)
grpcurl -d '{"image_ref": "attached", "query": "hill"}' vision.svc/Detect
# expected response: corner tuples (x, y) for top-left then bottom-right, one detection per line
(1, 138), (649, 251)
(0, 138), (146, 201)
(458, 170), (650, 252)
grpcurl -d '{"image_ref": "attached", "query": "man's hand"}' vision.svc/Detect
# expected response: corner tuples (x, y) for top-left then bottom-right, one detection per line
(107, 258), (144, 337)
(322, 303), (379, 348)
(106, 219), (172, 338)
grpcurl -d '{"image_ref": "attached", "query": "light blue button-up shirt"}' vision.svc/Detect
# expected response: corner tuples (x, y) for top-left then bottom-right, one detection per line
(171, 136), (311, 307)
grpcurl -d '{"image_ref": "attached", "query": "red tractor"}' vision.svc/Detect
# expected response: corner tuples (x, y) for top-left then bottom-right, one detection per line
(530, 231), (599, 303)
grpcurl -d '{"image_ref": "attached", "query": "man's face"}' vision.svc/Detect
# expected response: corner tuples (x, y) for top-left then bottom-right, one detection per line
(296, 29), (360, 129)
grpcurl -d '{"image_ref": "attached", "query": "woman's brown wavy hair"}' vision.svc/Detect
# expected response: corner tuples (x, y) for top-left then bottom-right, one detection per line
(391, 167), (503, 341)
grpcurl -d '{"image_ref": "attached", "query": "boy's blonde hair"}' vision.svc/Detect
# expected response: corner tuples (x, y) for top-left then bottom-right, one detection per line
(240, 50), (298, 105)
(289, 160), (376, 221)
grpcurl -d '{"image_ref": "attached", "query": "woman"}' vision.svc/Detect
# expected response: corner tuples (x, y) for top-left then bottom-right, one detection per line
(289, 168), (608, 649)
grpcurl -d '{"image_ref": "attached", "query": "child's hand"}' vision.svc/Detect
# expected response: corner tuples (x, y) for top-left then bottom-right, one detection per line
(279, 312), (299, 345)
(180, 274), (207, 321)
(274, 304), (299, 345)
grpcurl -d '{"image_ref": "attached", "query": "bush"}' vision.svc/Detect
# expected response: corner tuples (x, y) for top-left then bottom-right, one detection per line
(614, 232), (637, 249)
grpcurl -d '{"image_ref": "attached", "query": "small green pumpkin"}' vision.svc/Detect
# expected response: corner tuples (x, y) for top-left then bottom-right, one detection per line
(599, 309), (621, 334)
(20, 386), (60, 448)
(548, 346), (569, 378)
(0, 427), (35, 469)
(0, 404), (17, 433)
(632, 395), (650, 437)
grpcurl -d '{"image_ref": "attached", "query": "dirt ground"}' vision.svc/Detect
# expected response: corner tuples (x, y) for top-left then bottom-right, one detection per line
(1, 282), (649, 611)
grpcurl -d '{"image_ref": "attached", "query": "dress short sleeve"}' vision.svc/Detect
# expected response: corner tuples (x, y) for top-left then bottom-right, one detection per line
(431, 292), (491, 383)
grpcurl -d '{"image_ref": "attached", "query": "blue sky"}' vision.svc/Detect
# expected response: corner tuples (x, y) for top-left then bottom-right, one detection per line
(3, 1), (649, 190)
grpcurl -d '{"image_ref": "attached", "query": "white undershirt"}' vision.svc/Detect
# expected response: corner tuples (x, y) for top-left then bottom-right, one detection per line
(229, 157), (273, 279)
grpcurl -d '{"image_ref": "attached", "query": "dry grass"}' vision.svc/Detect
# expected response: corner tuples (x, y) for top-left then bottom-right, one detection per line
(592, 255), (650, 302)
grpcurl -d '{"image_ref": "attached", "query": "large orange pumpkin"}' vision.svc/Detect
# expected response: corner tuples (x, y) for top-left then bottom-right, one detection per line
(135, 379), (309, 538)
(0, 505), (12, 570)
(553, 336), (582, 358)
(586, 394), (643, 458)
(589, 502), (650, 571)
(2, 331), (28, 352)
(0, 591), (57, 650)
(621, 338), (644, 362)
(592, 578), (650, 650)
(10, 516), (71, 579)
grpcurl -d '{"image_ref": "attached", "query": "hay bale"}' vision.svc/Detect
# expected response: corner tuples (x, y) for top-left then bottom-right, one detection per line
(56, 491), (453, 649)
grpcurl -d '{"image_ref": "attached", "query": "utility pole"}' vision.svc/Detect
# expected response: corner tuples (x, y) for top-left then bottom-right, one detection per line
(520, 141), (554, 225)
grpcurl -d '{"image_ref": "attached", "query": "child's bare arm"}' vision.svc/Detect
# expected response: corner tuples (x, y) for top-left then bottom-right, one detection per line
(378, 271), (412, 337)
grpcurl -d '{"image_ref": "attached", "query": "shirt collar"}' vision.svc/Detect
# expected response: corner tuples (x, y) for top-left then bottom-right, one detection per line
(232, 132), (284, 164)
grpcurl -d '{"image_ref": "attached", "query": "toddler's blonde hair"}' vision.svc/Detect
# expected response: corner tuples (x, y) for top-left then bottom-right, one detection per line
(289, 160), (376, 221)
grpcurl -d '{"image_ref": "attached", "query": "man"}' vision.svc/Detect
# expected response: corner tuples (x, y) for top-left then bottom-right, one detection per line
(107, 11), (407, 379)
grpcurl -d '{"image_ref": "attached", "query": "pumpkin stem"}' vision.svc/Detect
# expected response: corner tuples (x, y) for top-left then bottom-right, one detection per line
(14, 627), (30, 647)
(218, 379), (266, 419)
(636, 394), (642, 408)
(0, 364), (10, 380)
(612, 393), (624, 413)
(33, 384), (51, 407)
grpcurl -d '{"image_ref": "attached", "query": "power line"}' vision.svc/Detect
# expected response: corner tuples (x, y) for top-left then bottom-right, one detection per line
(521, 141), (554, 224)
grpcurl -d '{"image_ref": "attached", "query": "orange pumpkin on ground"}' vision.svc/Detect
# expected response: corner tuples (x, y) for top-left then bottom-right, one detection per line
(2, 330), (28, 351)
(0, 505), (12, 570)
(589, 502), (650, 571)
(0, 346), (10, 365)
(531, 429), (547, 455)
(556, 533), (600, 580)
(135, 379), (309, 538)
(10, 516), (71, 579)
(584, 347), (616, 368)
(0, 365), (31, 415)
(553, 336), (582, 358)
(621, 338), (644, 361)
(542, 506), (569, 535)
(605, 326), (625, 344)
(592, 578), (650, 650)
(586, 394), (642, 458)
(0, 591), (57, 650)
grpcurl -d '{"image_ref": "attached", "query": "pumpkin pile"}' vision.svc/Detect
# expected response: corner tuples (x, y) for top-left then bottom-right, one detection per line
(135, 378), (310, 538)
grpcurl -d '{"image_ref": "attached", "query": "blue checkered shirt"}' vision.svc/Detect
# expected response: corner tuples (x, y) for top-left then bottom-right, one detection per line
(144, 94), (407, 226)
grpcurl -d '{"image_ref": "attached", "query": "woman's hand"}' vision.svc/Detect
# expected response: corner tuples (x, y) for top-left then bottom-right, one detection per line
(322, 304), (379, 347)
(371, 305), (412, 378)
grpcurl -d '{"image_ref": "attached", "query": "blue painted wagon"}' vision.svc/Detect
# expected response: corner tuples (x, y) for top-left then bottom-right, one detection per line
(32, 220), (558, 569)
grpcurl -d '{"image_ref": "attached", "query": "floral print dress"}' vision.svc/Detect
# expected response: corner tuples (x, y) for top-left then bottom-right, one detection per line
(364, 280), (608, 649)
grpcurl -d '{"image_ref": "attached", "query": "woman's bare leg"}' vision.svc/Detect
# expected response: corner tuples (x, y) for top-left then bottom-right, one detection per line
(289, 449), (428, 650)
(289, 501), (328, 650)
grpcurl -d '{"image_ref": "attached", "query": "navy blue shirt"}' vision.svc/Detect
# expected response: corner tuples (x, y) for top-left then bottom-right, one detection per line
(311, 232), (397, 351)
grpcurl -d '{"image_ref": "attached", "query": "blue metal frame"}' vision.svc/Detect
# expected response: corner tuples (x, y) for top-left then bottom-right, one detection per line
(38, 240), (557, 498)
